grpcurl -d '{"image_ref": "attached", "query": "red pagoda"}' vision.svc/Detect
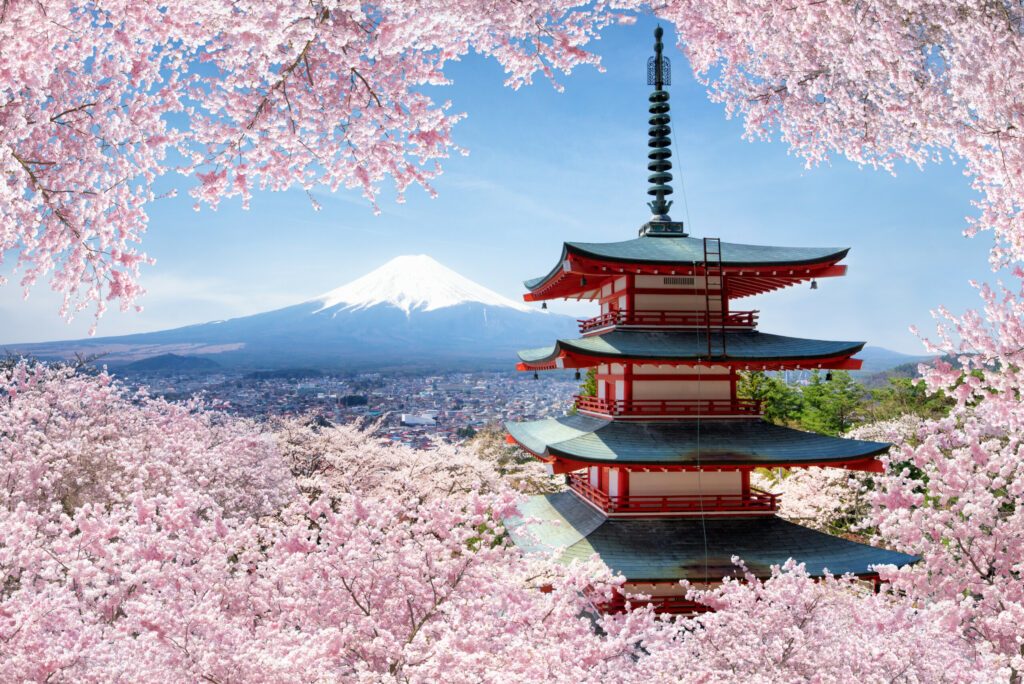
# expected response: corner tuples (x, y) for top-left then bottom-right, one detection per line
(505, 27), (915, 614)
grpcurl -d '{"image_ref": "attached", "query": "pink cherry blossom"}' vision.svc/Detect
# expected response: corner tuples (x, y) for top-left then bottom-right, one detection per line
(1, 1), (628, 327)
(869, 286), (1024, 678)
(2, 361), (997, 681)
(9, 1), (1024, 332)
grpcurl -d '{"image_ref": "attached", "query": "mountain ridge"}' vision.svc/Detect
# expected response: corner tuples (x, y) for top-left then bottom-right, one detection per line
(5, 256), (575, 369)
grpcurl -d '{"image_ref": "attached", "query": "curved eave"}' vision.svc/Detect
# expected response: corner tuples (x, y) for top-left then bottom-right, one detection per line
(523, 240), (850, 302)
(516, 331), (866, 371)
(505, 415), (889, 470)
(508, 492), (919, 583)
(568, 239), (850, 268)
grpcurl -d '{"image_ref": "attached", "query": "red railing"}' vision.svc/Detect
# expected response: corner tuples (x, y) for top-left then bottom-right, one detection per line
(596, 593), (713, 615)
(574, 395), (762, 417)
(578, 310), (758, 333)
(568, 472), (778, 515)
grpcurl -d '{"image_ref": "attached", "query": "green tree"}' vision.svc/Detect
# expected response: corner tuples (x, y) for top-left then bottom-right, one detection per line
(865, 377), (953, 422)
(800, 371), (866, 436)
(737, 371), (803, 425)
(579, 367), (597, 397)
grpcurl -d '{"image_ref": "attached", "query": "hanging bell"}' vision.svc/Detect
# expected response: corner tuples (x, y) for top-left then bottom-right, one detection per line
(541, 302), (548, 310)
(810, 279), (818, 290)
(574, 370), (581, 381)
(825, 371), (833, 382)
(533, 371), (539, 380)
(580, 276), (588, 286)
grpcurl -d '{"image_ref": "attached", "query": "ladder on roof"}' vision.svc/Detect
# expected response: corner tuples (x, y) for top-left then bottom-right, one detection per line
(703, 237), (726, 357)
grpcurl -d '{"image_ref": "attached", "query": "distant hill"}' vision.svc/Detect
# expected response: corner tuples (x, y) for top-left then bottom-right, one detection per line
(855, 346), (935, 375)
(118, 353), (222, 373)
(858, 353), (965, 389)
(859, 361), (926, 389)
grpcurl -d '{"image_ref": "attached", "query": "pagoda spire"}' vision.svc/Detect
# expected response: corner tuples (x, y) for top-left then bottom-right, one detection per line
(640, 26), (687, 237)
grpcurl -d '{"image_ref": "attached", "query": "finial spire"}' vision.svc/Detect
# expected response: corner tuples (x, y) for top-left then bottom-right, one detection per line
(640, 26), (687, 237)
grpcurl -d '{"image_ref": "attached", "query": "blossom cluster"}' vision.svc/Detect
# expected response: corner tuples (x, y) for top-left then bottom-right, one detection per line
(9, 1), (1024, 332)
(1, 361), (998, 681)
(1, 0), (628, 326)
(0, 362), (635, 681)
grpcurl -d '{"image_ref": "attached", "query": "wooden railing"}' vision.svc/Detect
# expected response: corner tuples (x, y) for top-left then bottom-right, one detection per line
(568, 472), (778, 515)
(578, 309), (758, 333)
(574, 395), (762, 418)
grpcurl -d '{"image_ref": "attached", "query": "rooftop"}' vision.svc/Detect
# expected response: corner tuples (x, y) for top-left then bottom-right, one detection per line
(523, 236), (849, 300)
(505, 414), (889, 468)
(517, 330), (865, 369)
(509, 491), (917, 582)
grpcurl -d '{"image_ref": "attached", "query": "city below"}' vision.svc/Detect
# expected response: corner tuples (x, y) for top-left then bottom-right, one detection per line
(120, 368), (580, 449)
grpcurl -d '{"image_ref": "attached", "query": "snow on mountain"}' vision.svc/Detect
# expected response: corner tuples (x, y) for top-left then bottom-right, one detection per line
(314, 254), (534, 314)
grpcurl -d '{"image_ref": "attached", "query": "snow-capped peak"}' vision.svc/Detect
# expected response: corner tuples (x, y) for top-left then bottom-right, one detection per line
(313, 254), (535, 314)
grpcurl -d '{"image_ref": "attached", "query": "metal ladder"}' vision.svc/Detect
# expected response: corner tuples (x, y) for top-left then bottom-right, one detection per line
(703, 237), (726, 357)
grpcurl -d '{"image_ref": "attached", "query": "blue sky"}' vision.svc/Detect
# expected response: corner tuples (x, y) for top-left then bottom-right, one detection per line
(1, 17), (992, 353)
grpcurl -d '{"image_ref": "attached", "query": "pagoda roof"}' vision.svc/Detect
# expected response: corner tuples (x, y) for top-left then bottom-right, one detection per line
(524, 236), (849, 300)
(516, 330), (864, 370)
(508, 491), (917, 582)
(527, 236), (848, 287)
(505, 414), (889, 468)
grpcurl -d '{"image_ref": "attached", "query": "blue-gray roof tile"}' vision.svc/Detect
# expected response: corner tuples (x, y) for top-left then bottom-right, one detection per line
(508, 491), (917, 582)
(525, 236), (848, 290)
(517, 330), (864, 365)
(505, 414), (889, 466)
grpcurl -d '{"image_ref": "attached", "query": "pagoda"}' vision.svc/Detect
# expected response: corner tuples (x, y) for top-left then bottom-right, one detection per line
(505, 27), (915, 614)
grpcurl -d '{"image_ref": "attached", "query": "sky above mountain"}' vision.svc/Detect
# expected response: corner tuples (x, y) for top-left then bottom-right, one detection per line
(0, 16), (992, 353)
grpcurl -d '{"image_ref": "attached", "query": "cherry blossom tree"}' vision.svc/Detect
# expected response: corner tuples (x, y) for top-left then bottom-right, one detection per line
(636, 561), (997, 683)
(754, 416), (927, 537)
(868, 289), (1024, 680)
(0, 362), (642, 681)
(4, 361), (996, 682)
(9, 0), (1024, 330)
(272, 416), (557, 503)
(0, 360), (294, 518)
(659, 0), (1024, 264)
(1, 0), (627, 326)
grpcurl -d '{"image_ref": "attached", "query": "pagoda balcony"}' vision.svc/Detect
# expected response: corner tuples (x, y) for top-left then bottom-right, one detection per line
(567, 472), (779, 517)
(578, 310), (758, 334)
(574, 395), (762, 418)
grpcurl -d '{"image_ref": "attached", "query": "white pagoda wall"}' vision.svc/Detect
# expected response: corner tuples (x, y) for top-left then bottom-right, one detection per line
(628, 471), (742, 496)
(631, 380), (730, 401)
(626, 364), (733, 401)
(599, 275), (726, 314)
(632, 364), (730, 375)
(633, 293), (716, 311)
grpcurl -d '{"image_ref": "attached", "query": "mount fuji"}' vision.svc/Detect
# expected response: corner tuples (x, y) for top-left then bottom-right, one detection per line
(7, 255), (578, 370)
